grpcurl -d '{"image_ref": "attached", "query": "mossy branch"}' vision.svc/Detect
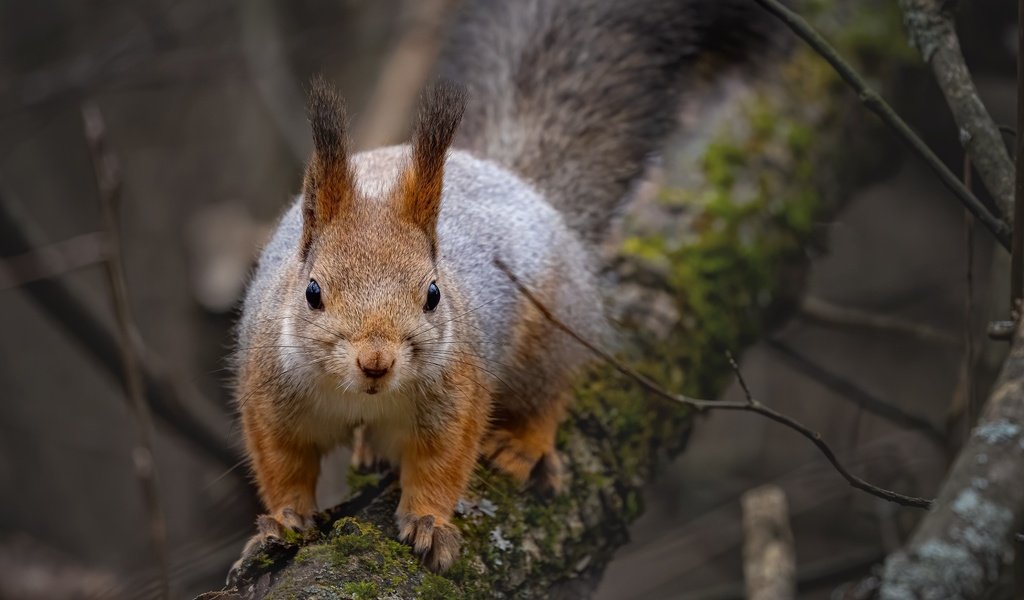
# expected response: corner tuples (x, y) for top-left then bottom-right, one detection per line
(199, 3), (920, 598)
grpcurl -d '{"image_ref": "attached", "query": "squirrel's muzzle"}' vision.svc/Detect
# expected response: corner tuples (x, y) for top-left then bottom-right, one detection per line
(356, 347), (395, 380)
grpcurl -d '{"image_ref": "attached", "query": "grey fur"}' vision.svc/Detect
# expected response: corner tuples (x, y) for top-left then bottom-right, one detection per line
(439, 0), (779, 244)
(240, 148), (605, 413)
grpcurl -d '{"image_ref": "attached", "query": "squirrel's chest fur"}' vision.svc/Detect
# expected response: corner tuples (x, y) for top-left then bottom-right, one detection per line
(237, 146), (605, 451)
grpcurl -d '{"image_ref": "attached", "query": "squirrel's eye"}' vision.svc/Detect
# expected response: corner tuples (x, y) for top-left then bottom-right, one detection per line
(424, 281), (441, 312)
(306, 279), (323, 310)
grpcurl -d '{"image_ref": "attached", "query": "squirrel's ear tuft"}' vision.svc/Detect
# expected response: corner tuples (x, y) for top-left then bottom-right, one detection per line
(301, 75), (355, 258)
(400, 81), (467, 245)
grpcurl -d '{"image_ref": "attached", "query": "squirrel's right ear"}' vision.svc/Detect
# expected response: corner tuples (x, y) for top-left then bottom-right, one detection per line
(399, 81), (466, 250)
(301, 75), (356, 258)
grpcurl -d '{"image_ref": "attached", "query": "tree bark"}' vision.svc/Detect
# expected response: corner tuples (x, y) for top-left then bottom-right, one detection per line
(742, 485), (796, 600)
(878, 319), (1024, 599)
(897, 0), (1016, 223)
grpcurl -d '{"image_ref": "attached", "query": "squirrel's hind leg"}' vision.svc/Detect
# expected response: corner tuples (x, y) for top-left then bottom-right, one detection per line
(350, 424), (391, 473)
(483, 388), (569, 495)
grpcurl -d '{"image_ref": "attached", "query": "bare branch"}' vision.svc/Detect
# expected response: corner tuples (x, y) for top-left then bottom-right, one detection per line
(799, 296), (958, 347)
(240, 0), (310, 162)
(879, 319), (1024, 598)
(496, 259), (933, 510)
(82, 101), (170, 600)
(0, 174), (240, 473)
(948, 156), (978, 445)
(0, 231), (107, 290)
(766, 339), (946, 448)
(751, 0), (1012, 249)
(897, 0), (1016, 224)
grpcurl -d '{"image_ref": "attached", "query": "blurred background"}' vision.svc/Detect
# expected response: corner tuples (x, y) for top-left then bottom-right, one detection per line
(0, 0), (1018, 598)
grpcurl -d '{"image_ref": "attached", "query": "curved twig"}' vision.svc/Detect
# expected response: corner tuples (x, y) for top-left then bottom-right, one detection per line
(497, 259), (933, 510)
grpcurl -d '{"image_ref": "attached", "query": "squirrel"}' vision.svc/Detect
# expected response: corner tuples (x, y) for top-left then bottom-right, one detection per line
(231, 0), (778, 575)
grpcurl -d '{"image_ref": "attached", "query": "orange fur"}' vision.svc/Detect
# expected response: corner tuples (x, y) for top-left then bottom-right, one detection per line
(238, 370), (320, 520)
(483, 392), (568, 491)
(233, 81), (497, 575)
(397, 359), (491, 570)
(481, 271), (574, 491)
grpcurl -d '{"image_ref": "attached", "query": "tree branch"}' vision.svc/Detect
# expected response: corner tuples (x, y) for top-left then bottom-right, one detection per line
(501, 261), (932, 509)
(766, 339), (946, 448)
(897, 0), (1016, 223)
(0, 231), (107, 290)
(83, 101), (170, 600)
(798, 296), (958, 347)
(0, 191), (241, 471)
(742, 485), (796, 600)
(878, 320), (1024, 598)
(751, 0), (1012, 249)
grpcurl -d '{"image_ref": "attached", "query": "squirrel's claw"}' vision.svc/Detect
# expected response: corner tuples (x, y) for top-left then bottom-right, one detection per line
(483, 430), (566, 495)
(530, 450), (565, 497)
(226, 508), (315, 587)
(397, 513), (461, 572)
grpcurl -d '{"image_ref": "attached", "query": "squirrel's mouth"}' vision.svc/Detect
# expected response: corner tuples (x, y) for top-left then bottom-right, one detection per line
(364, 385), (379, 395)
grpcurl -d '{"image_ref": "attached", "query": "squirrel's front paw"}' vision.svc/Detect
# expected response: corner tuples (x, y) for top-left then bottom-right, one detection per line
(227, 508), (314, 586)
(397, 512), (461, 572)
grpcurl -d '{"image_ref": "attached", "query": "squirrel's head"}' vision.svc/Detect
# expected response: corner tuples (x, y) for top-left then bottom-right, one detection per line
(286, 76), (467, 396)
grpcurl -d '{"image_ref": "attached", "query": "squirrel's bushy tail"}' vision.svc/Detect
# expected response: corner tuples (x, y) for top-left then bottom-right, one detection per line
(439, 0), (783, 245)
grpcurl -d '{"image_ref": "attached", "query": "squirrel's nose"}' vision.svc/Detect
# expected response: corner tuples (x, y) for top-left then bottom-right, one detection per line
(357, 352), (394, 379)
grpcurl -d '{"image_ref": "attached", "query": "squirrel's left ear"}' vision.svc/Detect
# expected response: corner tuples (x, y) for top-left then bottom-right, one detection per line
(301, 75), (356, 259)
(399, 81), (466, 248)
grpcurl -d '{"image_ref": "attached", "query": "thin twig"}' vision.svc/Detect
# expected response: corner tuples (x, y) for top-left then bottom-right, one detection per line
(750, 0), (1011, 250)
(726, 350), (754, 404)
(82, 102), (169, 600)
(799, 296), (958, 347)
(766, 339), (945, 448)
(0, 231), (107, 290)
(946, 156), (979, 451)
(241, 0), (310, 162)
(964, 155), (977, 431)
(496, 259), (932, 509)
